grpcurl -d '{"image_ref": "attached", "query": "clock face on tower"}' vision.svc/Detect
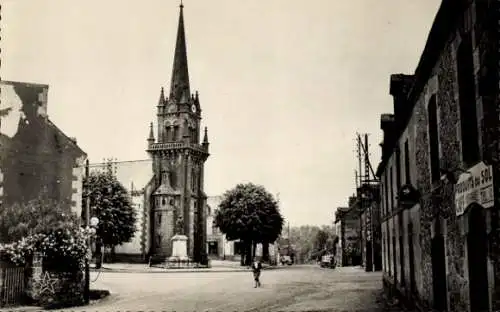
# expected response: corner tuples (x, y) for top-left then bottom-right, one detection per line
(191, 104), (196, 113)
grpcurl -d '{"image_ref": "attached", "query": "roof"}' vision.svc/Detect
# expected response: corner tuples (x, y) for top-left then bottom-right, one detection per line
(376, 1), (461, 176)
(0, 80), (86, 158)
(89, 159), (153, 191)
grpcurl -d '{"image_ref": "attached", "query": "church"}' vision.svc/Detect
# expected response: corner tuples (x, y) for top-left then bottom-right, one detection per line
(90, 2), (210, 264)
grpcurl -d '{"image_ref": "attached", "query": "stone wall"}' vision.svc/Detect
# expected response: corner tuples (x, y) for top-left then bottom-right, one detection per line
(378, 1), (500, 311)
(0, 81), (86, 212)
(25, 253), (84, 309)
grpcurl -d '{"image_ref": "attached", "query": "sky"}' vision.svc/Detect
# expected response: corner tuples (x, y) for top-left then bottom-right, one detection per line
(1, 0), (441, 227)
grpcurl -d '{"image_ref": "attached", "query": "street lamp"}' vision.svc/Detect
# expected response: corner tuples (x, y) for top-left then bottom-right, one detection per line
(90, 216), (99, 228)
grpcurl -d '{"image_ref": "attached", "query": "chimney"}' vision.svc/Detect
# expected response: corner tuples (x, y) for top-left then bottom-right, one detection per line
(380, 114), (395, 161)
(390, 74), (415, 134)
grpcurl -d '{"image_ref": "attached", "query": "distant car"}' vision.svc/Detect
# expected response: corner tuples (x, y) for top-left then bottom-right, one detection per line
(280, 255), (293, 265)
(320, 254), (336, 268)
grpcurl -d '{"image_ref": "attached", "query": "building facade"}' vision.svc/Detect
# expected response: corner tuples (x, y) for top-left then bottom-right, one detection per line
(206, 195), (233, 259)
(89, 159), (154, 262)
(376, 1), (500, 311)
(0, 80), (86, 217)
(334, 201), (362, 267)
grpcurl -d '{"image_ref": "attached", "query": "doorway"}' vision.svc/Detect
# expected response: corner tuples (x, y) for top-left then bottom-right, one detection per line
(208, 241), (219, 257)
(467, 204), (489, 312)
(431, 220), (447, 312)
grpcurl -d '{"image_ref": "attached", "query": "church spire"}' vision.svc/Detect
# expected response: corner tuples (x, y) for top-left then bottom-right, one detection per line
(203, 127), (208, 143)
(148, 122), (155, 142)
(170, 1), (190, 103)
(158, 87), (165, 105)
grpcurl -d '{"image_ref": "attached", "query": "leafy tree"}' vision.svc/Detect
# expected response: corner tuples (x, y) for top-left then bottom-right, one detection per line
(0, 198), (78, 244)
(286, 224), (337, 263)
(82, 170), (136, 263)
(314, 229), (330, 252)
(214, 183), (284, 265)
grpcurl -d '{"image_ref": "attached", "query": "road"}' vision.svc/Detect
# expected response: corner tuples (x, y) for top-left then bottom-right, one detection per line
(80, 265), (388, 312)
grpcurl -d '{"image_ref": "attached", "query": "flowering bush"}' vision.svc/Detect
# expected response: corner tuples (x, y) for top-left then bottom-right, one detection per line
(0, 226), (94, 272)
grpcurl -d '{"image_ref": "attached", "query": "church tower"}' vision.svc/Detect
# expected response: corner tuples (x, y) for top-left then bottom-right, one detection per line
(146, 2), (210, 264)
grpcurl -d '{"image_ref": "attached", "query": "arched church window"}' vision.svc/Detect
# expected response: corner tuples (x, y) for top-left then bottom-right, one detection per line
(162, 198), (166, 205)
(157, 213), (162, 225)
(190, 128), (196, 143)
(169, 198), (174, 206)
(173, 126), (179, 141)
(165, 127), (171, 141)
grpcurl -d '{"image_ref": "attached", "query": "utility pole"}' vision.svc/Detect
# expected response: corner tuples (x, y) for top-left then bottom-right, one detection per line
(364, 134), (370, 183)
(357, 133), (362, 187)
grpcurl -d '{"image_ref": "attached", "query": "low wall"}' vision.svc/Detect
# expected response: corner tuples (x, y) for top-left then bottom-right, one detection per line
(26, 253), (85, 309)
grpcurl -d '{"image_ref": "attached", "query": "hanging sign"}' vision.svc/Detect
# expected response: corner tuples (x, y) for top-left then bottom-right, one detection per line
(455, 161), (494, 216)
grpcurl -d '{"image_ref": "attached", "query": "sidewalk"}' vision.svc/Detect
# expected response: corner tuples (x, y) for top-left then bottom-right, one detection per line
(90, 259), (279, 273)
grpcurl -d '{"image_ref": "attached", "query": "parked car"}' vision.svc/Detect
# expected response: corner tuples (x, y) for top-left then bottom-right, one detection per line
(280, 255), (293, 265)
(320, 254), (336, 268)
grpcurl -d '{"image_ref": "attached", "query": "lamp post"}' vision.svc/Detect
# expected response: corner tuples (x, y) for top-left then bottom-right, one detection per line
(84, 159), (90, 304)
(84, 157), (100, 304)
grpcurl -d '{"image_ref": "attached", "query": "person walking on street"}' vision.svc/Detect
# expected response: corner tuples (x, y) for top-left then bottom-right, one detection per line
(252, 257), (262, 288)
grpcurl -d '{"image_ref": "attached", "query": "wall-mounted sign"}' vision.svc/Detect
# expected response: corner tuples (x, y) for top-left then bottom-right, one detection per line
(455, 161), (494, 217)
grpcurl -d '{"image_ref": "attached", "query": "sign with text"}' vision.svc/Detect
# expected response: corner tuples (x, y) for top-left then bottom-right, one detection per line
(455, 161), (494, 216)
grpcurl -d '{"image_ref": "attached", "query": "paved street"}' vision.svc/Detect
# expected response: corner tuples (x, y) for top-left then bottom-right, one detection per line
(77, 265), (387, 312)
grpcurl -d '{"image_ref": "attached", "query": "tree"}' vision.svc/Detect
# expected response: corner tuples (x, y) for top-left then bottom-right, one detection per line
(214, 183), (284, 266)
(314, 229), (330, 253)
(82, 170), (136, 264)
(0, 197), (79, 244)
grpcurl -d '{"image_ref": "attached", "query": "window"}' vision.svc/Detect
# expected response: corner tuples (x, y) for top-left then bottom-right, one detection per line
(156, 235), (162, 248)
(166, 127), (172, 141)
(408, 222), (416, 293)
(191, 169), (195, 191)
(157, 213), (162, 225)
(393, 230), (397, 282)
(381, 187), (386, 218)
(396, 148), (402, 191)
(173, 126), (179, 141)
(457, 33), (480, 167)
(190, 128), (197, 143)
(387, 223), (391, 275)
(384, 173), (389, 215)
(399, 214), (405, 286)
(389, 167), (394, 211)
(428, 95), (440, 182)
(404, 140), (411, 184)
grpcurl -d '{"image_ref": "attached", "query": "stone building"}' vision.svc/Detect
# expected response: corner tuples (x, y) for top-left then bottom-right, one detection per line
(334, 200), (362, 267)
(0, 80), (86, 217)
(89, 159), (153, 262)
(376, 1), (500, 311)
(206, 195), (234, 259)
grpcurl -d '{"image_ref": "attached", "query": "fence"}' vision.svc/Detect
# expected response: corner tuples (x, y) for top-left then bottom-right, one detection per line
(0, 266), (26, 307)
